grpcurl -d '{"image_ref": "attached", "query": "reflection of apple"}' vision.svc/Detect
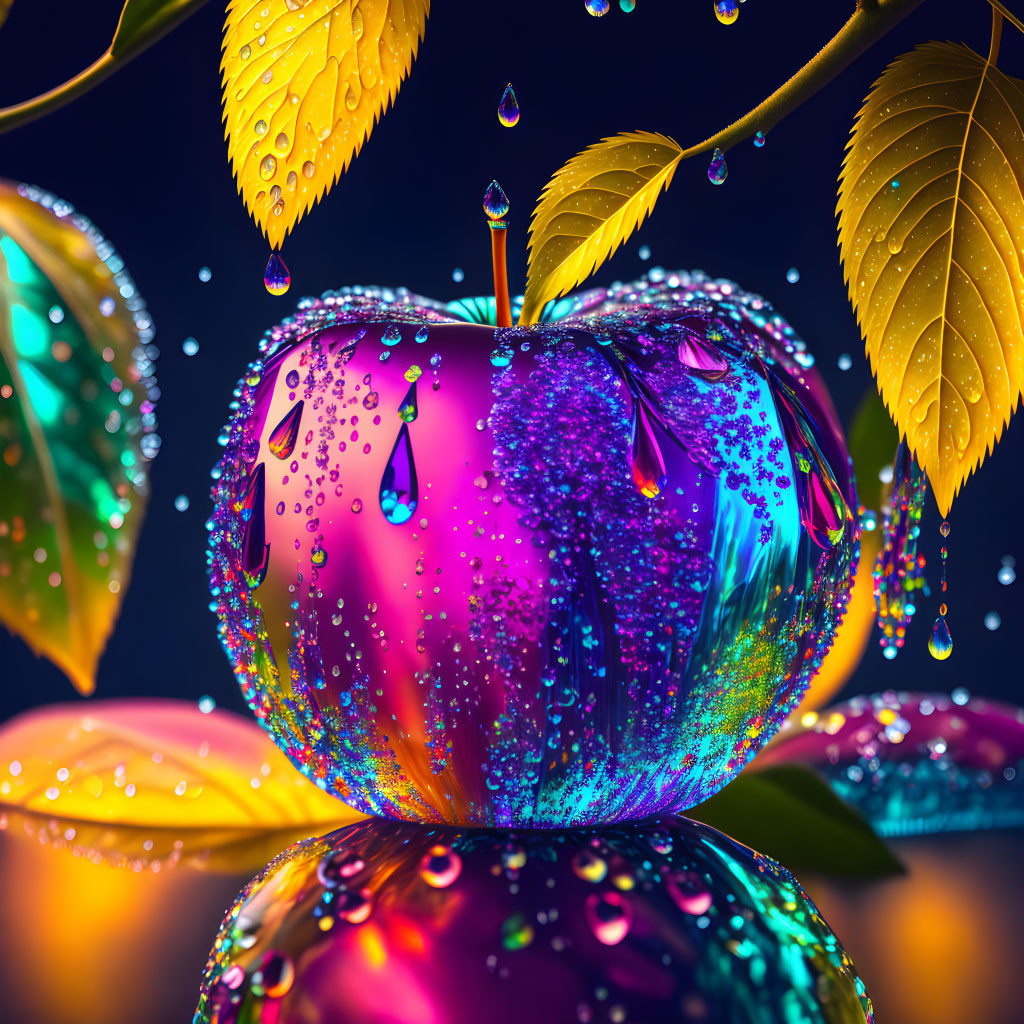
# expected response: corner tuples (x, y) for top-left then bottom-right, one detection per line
(208, 270), (858, 827)
(196, 816), (874, 1024)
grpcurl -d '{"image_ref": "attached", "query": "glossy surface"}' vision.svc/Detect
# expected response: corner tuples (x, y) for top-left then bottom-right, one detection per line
(195, 816), (873, 1024)
(207, 271), (858, 825)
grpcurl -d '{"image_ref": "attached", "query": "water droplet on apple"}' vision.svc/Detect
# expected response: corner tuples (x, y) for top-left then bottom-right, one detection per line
(398, 381), (418, 423)
(268, 401), (303, 459)
(379, 424), (418, 524)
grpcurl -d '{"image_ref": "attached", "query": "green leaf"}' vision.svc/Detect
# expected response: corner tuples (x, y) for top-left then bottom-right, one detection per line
(0, 181), (159, 693)
(688, 764), (904, 878)
(111, 0), (211, 60)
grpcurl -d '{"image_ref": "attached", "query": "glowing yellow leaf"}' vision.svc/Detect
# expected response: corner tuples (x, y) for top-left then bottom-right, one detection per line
(837, 35), (1024, 516)
(0, 1), (12, 31)
(520, 131), (683, 326)
(0, 699), (363, 871)
(221, 0), (430, 249)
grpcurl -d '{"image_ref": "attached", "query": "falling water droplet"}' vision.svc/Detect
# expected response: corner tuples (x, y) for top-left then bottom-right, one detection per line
(620, 0), (636, 10)
(419, 845), (462, 887)
(497, 84), (520, 127)
(379, 424), (418, 524)
(585, 0), (610, 14)
(714, 0), (738, 25)
(264, 252), (291, 296)
(268, 401), (303, 459)
(928, 616), (953, 660)
(585, 892), (633, 945)
(753, 130), (765, 148)
(631, 401), (666, 498)
(483, 179), (510, 220)
(707, 147), (728, 185)
(398, 381), (419, 423)
(940, 520), (950, 537)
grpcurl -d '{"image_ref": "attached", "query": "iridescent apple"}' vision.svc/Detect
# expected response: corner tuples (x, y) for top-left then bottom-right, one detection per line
(207, 269), (858, 826)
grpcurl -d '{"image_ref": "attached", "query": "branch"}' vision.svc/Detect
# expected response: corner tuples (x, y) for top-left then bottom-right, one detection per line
(0, 0), (211, 136)
(681, 0), (928, 160)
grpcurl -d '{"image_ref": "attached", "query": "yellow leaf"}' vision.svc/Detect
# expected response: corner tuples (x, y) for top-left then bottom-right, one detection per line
(520, 130), (683, 326)
(221, 0), (430, 249)
(837, 35), (1024, 516)
(0, 699), (363, 871)
(0, 0), (12, 31)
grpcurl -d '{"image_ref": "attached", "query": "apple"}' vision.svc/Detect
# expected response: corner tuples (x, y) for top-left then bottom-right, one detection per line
(207, 269), (858, 827)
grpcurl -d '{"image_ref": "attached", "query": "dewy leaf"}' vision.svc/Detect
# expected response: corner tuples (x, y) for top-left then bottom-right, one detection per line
(221, 0), (430, 250)
(837, 29), (1024, 517)
(0, 182), (160, 694)
(0, 699), (364, 872)
(689, 764), (904, 878)
(520, 131), (683, 326)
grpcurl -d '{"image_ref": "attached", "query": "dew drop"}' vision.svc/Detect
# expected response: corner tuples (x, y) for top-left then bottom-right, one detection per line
(483, 179), (510, 220)
(419, 845), (462, 887)
(585, 892), (632, 945)
(928, 616), (953, 660)
(379, 424), (418, 525)
(264, 251), (291, 296)
(260, 154), (277, 180)
(286, 369), (300, 389)
(268, 401), (303, 459)
(382, 325), (402, 346)
(398, 381), (418, 423)
(714, 0), (738, 25)
(497, 84), (520, 127)
(707, 147), (728, 185)
(753, 130), (765, 148)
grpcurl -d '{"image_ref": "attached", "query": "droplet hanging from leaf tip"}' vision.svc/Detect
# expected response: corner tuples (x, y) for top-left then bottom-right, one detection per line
(928, 616), (953, 660)
(264, 252), (290, 296)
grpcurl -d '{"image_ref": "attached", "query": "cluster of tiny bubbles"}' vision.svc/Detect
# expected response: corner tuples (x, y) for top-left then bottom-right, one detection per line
(585, 0), (610, 14)
(753, 130), (766, 148)
(497, 83), (519, 127)
(451, 267), (465, 283)
(837, 353), (852, 371)
(985, 611), (1002, 631)
(638, 244), (651, 260)
(714, 0), (739, 25)
(707, 147), (727, 184)
(198, 266), (212, 283)
(174, 494), (190, 512)
(193, 818), (873, 1024)
(786, 267), (800, 284)
(198, 695), (216, 714)
(998, 555), (1016, 585)
(183, 337), (199, 357)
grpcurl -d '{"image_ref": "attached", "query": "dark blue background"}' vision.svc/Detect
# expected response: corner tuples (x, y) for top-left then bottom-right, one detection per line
(1, 0), (1020, 718)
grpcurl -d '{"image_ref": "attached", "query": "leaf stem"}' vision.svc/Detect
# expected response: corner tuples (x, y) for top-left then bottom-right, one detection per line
(0, 0), (211, 136)
(680, 0), (928, 160)
(987, 0), (1024, 36)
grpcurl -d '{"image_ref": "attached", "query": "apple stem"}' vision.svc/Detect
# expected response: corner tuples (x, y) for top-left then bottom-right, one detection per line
(490, 223), (513, 328)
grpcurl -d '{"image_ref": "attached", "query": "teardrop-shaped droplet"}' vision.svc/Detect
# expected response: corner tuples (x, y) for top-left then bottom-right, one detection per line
(928, 616), (953, 660)
(753, 130), (765, 148)
(379, 423), (418, 525)
(620, 0), (636, 11)
(630, 401), (666, 499)
(585, 0), (610, 14)
(675, 326), (729, 379)
(714, 0), (738, 25)
(483, 179), (510, 220)
(238, 462), (265, 521)
(398, 380), (419, 423)
(497, 84), (520, 127)
(707, 147), (728, 185)
(241, 466), (269, 588)
(268, 401), (303, 459)
(264, 251), (290, 296)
